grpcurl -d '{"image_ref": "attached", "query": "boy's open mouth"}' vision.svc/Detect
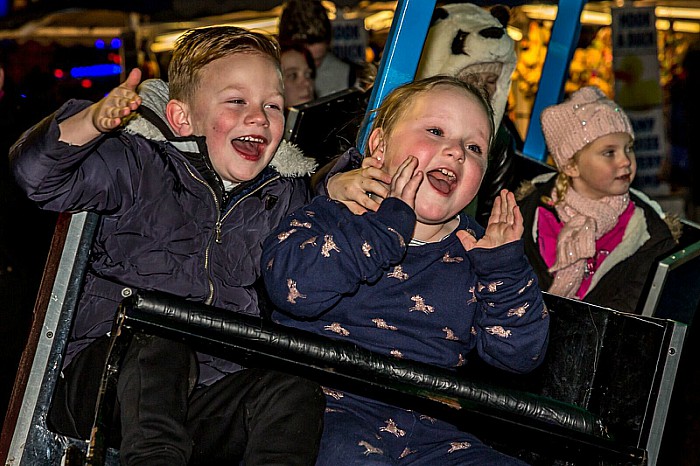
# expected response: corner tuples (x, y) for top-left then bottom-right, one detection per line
(426, 168), (457, 195)
(232, 136), (265, 159)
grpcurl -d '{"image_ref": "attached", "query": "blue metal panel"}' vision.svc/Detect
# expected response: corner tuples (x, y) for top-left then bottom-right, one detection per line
(356, 0), (436, 153)
(522, 0), (587, 161)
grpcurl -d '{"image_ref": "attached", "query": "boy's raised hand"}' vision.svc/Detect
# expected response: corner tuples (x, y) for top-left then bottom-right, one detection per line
(328, 155), (392, 214)
(457, 189), (523, 251)
(59, 68), (143, 147)
(387, 156), (423, 210)
(91, 68), (143, 133)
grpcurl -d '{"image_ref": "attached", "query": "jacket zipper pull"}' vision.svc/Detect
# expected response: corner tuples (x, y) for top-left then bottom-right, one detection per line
(215, 220), (223, 244)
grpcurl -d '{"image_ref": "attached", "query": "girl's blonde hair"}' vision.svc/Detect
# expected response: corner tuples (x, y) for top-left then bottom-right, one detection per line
(362, 75), (495, 156)
(542, 153), (579, 205)
(168, 26), (281, 104)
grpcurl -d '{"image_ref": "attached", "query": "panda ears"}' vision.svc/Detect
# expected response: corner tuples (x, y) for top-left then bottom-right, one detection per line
(489, 5), (511, 28)
(430, 7), (449, 27)
(431, 5), (511, 29)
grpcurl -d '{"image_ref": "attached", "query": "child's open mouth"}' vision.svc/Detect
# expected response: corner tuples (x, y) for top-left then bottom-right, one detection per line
(426, 168), (457, 195)
(232, 136), (265, 160)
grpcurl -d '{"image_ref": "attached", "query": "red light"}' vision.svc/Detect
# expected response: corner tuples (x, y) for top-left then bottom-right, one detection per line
(54, 69), (64, 79)
(107, 52), (122, 64)
(81, 79), (93, 89)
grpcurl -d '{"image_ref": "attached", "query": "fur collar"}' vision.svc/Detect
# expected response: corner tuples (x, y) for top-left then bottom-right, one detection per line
(586, 206), (649, 293)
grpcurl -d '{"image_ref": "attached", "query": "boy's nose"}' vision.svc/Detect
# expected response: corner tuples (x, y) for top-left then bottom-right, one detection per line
(246, 106), (270, 127)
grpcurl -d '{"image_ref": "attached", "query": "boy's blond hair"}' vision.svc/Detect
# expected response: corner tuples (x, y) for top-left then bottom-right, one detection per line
(168, 26), (281, 104)
(364, 75), (495, 155)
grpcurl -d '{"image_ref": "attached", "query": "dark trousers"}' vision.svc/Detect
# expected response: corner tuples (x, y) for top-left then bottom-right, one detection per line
(48, 335), (325, 466)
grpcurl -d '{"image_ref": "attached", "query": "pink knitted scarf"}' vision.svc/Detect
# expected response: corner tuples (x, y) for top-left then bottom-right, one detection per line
(548, 187), (630, 297)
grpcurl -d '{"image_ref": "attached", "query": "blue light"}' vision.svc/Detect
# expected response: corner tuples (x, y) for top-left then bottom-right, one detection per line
(70, 64), (122, 78)
(111, 37), (122, 49)
(95, 39), (105, 49)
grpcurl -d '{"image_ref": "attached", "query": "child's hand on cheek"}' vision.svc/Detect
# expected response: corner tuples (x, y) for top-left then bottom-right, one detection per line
(328, 155), (392, 214)
(457, 190), (523, 251)
(388, 156), (423, 210)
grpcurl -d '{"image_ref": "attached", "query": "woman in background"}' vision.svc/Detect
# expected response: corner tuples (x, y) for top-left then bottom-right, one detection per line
(281, 42), (316, 107)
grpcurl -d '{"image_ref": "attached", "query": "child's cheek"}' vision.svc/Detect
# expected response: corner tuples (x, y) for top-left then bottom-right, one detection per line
(384, 153), (405, 178)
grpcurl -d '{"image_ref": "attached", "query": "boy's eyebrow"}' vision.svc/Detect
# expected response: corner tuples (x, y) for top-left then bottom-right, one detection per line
(218, 84), (284, 99)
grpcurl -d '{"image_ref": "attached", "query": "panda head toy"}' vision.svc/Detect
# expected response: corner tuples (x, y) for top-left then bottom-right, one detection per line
(416, 3), (516, 128)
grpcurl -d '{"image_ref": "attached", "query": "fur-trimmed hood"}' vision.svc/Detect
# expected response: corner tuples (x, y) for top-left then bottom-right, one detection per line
(124, 79), (317, 178)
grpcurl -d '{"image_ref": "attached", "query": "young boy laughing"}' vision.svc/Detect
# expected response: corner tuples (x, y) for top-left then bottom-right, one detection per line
(11, 27), (323, 465)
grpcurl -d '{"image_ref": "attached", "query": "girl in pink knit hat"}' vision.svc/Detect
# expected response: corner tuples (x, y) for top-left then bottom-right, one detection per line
(517, 86), (680, 313)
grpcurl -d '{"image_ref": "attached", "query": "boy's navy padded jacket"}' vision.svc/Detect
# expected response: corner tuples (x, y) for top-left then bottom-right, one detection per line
(10, 80), (316, 385)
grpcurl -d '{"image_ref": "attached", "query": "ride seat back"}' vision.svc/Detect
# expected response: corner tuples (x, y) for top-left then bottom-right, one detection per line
(0, 212), (119, 465)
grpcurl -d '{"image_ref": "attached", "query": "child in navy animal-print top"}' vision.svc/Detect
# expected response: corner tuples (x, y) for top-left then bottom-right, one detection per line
(262, 76), (549, 465)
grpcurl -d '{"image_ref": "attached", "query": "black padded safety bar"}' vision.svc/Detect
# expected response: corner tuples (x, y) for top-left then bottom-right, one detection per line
(116, 290), (645, 464)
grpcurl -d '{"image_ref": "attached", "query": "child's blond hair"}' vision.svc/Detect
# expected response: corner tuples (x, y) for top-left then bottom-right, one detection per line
(364, 75), (495, 156)
(168, 26), (281, 104)
(543, 154), (579, 206)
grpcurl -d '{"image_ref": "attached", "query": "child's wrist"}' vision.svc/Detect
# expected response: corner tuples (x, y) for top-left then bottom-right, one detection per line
(58, 104), (104, 146)
(326, 173), (340, 199)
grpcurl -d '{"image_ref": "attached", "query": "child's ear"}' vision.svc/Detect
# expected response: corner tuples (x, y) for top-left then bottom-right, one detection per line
(562, 162), (580, 179)
(368, 128), (386, 157)
(166, 100), (193, 137)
